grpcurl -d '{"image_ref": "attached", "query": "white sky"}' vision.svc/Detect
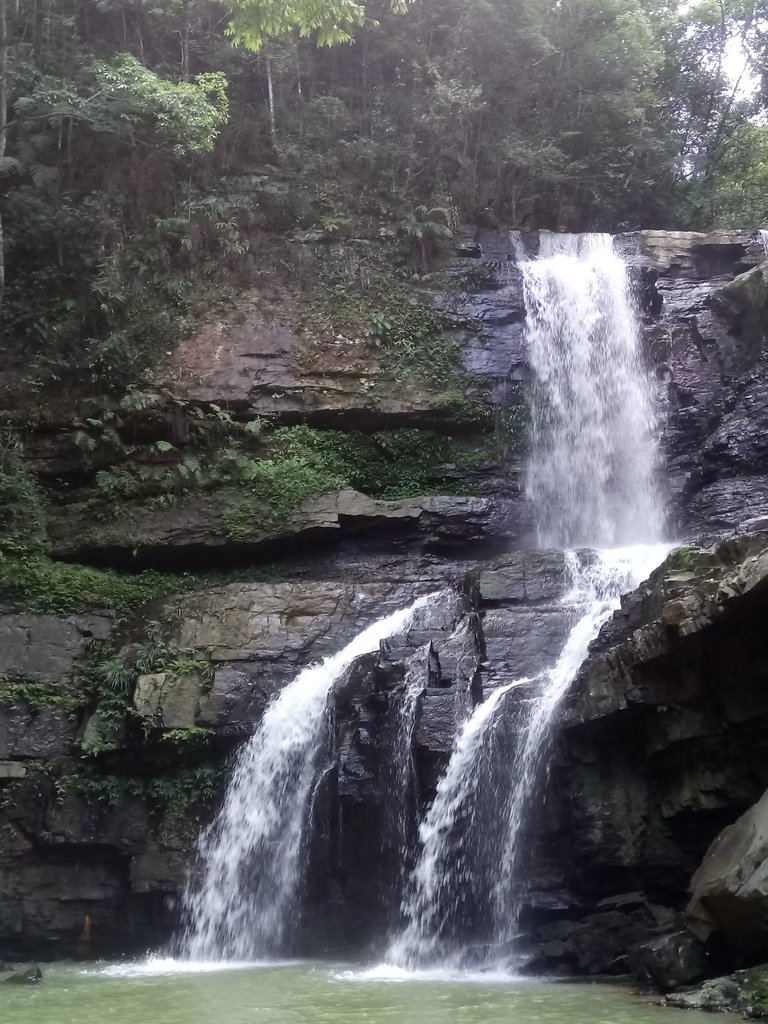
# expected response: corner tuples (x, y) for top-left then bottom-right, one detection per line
(723, 32), (760, 98)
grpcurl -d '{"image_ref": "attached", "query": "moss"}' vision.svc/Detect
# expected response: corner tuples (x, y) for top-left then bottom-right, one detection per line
(742, 966), (768, 1016)
(0, 551), (196, 615)
(666, 546), (707, 574)
(221, 498), (266, 540)
(428, 388), (492, 424)
(300, 261), (463, 392)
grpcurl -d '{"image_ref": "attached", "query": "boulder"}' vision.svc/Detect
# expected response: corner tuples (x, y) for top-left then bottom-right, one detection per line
(666, 965), (768, 1016)
(567, 909), (656, 974)
(1, 964), (42, 984)
(629, 930), (710, 992)
(687, 787), (768, 956)
(134, 672), (202, 729)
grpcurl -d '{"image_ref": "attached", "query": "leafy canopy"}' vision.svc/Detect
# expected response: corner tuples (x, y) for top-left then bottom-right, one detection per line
(226, 0), (410, 50)
(22, 54), (229, 156)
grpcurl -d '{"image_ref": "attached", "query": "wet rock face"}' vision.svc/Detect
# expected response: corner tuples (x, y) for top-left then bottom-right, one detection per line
(4, 228), (768, 969)
(629, 231), (768, 535)
(303, 596), (482, 954)
(50, 489), (530, 568)
(513, 534), (768, 984)
(0, 559), (476, 959)
(0, 614), (111, 682)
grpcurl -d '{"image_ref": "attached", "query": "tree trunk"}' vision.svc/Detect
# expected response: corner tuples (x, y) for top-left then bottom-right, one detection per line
(0, 0), (7, 315)
(266, 53), (276, 147)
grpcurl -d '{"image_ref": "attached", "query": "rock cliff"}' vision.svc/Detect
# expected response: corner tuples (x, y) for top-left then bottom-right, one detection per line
(2, 228), (768, 976)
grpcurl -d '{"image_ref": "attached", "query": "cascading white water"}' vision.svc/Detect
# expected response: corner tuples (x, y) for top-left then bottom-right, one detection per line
(490, 545), (668, 946)
(382, 645), (432, 889)
(386, 232), (668, 971)
(759, 228), (768, 255)
(524, 232), (664, 548)
(181, 592), (438, 961)
(388, 674), (532, 968)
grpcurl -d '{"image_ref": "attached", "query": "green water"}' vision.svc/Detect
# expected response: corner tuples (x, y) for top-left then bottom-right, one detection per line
(1, 960), (700, 1024)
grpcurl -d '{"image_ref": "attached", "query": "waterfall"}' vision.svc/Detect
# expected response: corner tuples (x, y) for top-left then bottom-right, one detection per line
(490, 545), (667, 946)
(524, 232), (664, 547)
(381, 645), (432, 893)
(387, 674), (531, 968)
(387, 232), (668, 970)
(181, 592), (438, 961)
(760, 229), (768, 255)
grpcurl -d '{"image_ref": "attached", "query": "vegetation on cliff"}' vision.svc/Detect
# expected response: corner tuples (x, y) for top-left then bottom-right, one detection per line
(0, 0), (766, 577)
(2, 0), (768, 387)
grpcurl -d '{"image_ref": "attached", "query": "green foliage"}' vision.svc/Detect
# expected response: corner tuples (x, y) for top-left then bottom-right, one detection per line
(54, 769), (135, 808)
(2, 21), (234, 387)
(83, 56), (228, 156)
(221, 500), (263, 540)
(88, 424), (500, 538)
(227, 0), (410, 50)
(53, 763), (221, 812)
(1, 0), (761, 417)
(145, 765), (222, 814)
(0, 681), (86, 715)
(0, 552), (194, 615)
(265, 425), (494, 501)
(454, 262), (498, 293)
(162, 727), (214, 747)
(0, 432), (46, 550)
(690, 124), (768, 228)
(306, 264), (460, 390)
(132, 622), (213, 683)
(91, 654), (136, 695)
(400, 204), (456, 275)
(76, 622), (213, 758)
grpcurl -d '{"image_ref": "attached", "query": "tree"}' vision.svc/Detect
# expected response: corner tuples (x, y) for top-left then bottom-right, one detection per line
(0, 0), (8, 313)
(226, 0), (411, 50)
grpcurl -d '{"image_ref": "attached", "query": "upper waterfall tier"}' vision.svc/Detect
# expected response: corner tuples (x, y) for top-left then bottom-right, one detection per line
(522, 232), (665, 548)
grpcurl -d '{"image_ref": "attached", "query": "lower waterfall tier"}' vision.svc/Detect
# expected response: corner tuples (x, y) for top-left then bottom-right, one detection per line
(3, 532), (768, 992)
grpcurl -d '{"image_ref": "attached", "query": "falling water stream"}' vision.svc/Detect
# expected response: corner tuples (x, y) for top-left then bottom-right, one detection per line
(8, 233), (682, 1024)
(136, 231), (668, 983)
(524, 232), (663, 547)
(387, 233), (668, 970)
(181, 592), (439, 960)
